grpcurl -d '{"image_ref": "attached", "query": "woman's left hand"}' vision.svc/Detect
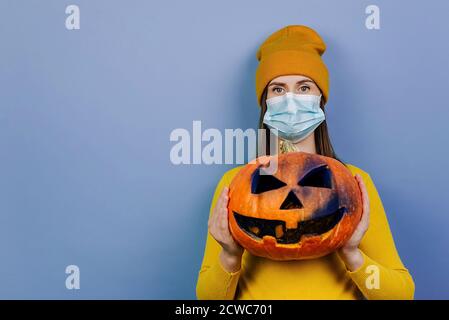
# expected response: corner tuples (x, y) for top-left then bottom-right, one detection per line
(337, 173), (370, 271)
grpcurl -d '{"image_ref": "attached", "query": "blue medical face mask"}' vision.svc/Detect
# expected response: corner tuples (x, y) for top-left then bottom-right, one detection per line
(263, 92), (325, 143)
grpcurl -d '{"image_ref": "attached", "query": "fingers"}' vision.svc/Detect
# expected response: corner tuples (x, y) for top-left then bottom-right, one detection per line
(355, 174), (370, 226)
(257, 155), (271, 166)
(208, 186), (238, 253)
(216, 187), (229, 220)
(357, 175), (370, 214)
(218, 205), (229, 233)
(209, 187), (229, 232)
(218, 188), (230, 233)
(249, 155), (271, 165)
(215, 188), (224, 210)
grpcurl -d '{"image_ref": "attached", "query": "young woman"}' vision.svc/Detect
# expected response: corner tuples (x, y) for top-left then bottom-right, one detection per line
(196, 25), (414, 300)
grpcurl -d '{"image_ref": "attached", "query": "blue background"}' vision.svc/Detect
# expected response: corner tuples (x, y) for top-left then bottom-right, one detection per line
(0, 0), (448, 299)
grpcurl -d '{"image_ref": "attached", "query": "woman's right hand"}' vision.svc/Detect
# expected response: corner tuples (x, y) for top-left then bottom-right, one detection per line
(208, 186), (244, 273)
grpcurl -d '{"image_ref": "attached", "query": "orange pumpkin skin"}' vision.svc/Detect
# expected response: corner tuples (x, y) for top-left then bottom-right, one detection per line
(228, 152), (362, 261)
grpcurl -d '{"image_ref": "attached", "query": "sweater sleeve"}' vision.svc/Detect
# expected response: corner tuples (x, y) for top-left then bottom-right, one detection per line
(196, 171), (241, 300)
(345, 171), (415, 300)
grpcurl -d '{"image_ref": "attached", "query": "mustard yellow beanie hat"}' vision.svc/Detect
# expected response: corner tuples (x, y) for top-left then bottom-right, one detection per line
(255, 25), (329, 106)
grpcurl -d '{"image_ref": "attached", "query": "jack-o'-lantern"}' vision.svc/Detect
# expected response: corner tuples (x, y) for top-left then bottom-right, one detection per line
(228, 152), (362, 261)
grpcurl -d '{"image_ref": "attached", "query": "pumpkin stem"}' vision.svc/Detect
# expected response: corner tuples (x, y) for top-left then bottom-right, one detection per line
(279, 140), (298, 154)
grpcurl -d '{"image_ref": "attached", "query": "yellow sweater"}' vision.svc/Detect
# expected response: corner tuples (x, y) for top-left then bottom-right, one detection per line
(196, 163), (415, 300)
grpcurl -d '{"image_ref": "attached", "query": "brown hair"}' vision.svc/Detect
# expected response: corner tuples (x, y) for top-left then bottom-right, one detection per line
(258, 87), (344, 164)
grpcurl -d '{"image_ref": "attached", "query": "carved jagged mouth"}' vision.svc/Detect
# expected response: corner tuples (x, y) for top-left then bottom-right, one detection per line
(233, 207), (347, 244)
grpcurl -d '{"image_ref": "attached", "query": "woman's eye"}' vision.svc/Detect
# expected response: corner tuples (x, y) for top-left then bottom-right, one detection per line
(273, 87), (284, 94)
(298, 86), (310, 93)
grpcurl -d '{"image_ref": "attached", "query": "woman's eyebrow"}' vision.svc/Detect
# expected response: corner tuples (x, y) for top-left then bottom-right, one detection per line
(296, 79), (314, 85)
(268, 80), (314, 87)
(268, 82), (287, 87)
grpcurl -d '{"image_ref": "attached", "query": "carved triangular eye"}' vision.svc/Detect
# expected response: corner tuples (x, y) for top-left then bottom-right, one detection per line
(298, 165), (332, 189)
(251, 167), (287, 194)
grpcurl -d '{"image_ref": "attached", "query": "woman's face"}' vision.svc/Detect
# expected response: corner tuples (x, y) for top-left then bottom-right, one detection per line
(266, 75), (321, 99)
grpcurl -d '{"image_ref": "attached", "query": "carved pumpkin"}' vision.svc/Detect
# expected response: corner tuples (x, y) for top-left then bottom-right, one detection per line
(228, 152), (362, 260)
